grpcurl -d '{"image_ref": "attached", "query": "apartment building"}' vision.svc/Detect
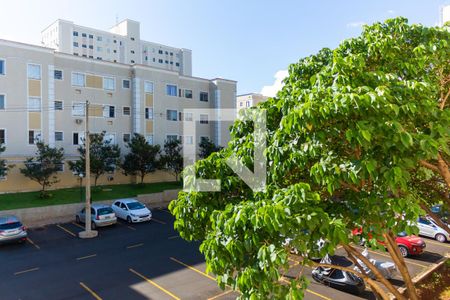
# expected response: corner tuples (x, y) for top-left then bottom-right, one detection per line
(0, 29), (236, 193)
(41, 19), (192, 76)
(236, 93), (268, 114)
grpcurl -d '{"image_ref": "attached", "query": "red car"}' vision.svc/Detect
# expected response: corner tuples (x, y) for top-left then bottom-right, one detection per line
(352, 228), (426, 257)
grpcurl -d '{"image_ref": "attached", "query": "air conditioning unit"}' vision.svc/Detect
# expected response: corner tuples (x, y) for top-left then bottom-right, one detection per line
(75, 119), (83, 125)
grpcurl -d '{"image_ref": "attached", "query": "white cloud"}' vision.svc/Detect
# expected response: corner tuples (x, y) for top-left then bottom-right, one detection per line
(346, 21), (366, 28)
(260, 70), (289, 97)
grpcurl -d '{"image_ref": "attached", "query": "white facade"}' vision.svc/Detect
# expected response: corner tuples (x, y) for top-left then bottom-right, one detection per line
(442, 5), (450, 25)
(41, 19), (192, 76)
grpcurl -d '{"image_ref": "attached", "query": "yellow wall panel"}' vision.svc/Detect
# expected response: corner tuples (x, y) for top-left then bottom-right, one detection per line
(145, 94), (153, 106)
(28, 79), (41, 97)
(29, 112), (41, 129)
(86, 75), (103, 89)
(89, 104), (104, 117)
(146, 121), (153, 133)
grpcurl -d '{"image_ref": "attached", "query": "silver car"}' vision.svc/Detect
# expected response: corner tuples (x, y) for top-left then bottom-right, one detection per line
(417, 216), (449, 243)
(75, 204), (117, 229)
(0, 215), (28, 244)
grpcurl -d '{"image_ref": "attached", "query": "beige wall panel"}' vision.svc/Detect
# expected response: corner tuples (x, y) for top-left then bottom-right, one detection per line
(146, 121), (153, 133)
(86, 75), (103, 89)
(28, 79), (41, 97)
(145, 94), (153, 106)
(89, 104), (104, 117)
(28, 112), (41, 129)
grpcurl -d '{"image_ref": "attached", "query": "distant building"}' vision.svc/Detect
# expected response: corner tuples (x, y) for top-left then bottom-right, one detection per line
(42, 19), (192, 76)
(236, 93), (268, 113)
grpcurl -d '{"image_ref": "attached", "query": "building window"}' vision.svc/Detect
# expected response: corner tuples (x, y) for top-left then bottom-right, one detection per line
(158, 59), (163, 63)
(123, 133), (131, 143)
(240, 102), (243, 107)
(145, 108), (153, 120)
(131, 50), (135, 54)
(166, 110), (177, 121)
(200, 136), (209, 144)
(166, 85), (177, 96)
(28, 130), (42, 145)
(73, 132), (85, 145)
(122, 79), (130, 89)
(89, 34), (93, 39)
(97, 36), (102, 41)
(28, 97), (41, 111)
(96, 57), (102, 60)
(123, 106), (131, 116)
(200, 114), (209, 124)
(89, 45), (93, 49)
(246, 101), (250, 107)
(89, 55), (93, 59)
(184, 89), (193, 99)
(145, 135), (153, 145)
(82, 33), (87, 38)
(166, 135), (178, 142)
(158, 50), (163, 54)
(73, 42), (78, 47)
(144, 81), (154, 93)
(55, 163), (64, 172)
(73, 31), (78, 36)
(200, 92), (209, 102)
(113, 40), (117, 43)
(72, 102), (85, 116)
(54, 100), (63, 110)
(55, 131), (64, 141)
(71, 72), (85, 87)
(113, 50), (117, 53)
(103, 105), (115, 118)
(82, 44), (87, 48)
(0, 59), (5, 75)
(54, 70), (63, 80)
(165, 60), (169, 64)
(130, 60), (135, 64)
(175, 62), (180, 67)
(184, 112), (193, 121)
(103, 77), (115, 90)
(0, 95), (4, 110)
(73, 53), (79, 56)
(0, 129), (5, 144)
(97, 46), (102, 52)
(82, 54), (87, 58)
(27, 64), (41, 80)
(170, 52), (173, 56)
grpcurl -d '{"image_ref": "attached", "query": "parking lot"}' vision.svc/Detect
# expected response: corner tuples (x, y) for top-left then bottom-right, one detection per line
(0, 208), (448, 300)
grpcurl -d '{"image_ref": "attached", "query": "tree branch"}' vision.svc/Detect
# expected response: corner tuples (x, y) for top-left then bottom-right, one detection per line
(419, 160), (439, 172)
(340, 181), (361, 192)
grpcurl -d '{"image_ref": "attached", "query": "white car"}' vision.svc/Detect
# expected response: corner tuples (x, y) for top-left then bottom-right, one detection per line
(112, 199), (152, 223)
(417, 216), (449, 243)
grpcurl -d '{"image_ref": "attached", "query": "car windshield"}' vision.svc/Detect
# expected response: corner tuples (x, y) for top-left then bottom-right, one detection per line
(397, 232), (407, 237)
(97, 207), (114, 215)
(127, 202), (145, 210)
(0, 222), (22, 230)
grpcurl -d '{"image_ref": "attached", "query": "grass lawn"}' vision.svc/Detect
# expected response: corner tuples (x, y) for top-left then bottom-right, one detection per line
(0, 181), (181, 211)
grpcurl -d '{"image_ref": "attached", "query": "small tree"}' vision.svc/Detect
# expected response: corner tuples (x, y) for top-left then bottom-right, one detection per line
(122, 133), (161, 184)
(198, 137), (223, 159)
(69, 132), (121, 187)
(0, 145), (9, 178)
(161, 139), (183, 181)
(20, 142), (64, 197)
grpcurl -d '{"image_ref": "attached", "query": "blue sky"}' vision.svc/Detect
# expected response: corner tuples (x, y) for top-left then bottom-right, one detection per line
(0, 0), (448, 95)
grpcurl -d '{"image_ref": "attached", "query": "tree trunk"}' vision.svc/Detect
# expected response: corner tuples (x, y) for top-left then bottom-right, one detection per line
(344, 244), (405, 300)
(383, 231), (418, 300)
(437, 153), (450, 189)
(140, 173), (145, 184)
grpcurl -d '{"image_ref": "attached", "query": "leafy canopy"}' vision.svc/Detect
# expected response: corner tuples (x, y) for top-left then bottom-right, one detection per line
(170, 18), (450, 299)
(161, 139), (183, 181)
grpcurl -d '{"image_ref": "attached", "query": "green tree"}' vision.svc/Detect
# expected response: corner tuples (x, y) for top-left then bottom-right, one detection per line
(0, 145), (9, 178)
(122, 133), (161, 184)
(20, 142), (64, 198)
(170, 18), (450, 299)
(161, 139), (183, 181)
(198, 137), (223, 159)
(69, 132), (121, 187)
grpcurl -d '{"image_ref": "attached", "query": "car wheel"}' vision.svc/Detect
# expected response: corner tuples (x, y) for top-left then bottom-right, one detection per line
(127, 216), (132, 224)
(76, 215), (81, 224)
(91, 221), (97, 230)
(435, 233), (447, 243)
(398, 245), (408, 257)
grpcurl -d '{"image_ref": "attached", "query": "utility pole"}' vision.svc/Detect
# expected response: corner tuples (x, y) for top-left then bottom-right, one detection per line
(79, 101), (98, 239)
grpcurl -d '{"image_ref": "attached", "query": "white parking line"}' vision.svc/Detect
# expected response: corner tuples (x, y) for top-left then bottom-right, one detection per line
(14, 267), (39, 276)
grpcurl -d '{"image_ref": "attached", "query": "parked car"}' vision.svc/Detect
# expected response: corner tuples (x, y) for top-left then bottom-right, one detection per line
(75, 204), (117, 229)
(312, 254), (365, 295)
(352, 228), (426, 257)
(0, 215), (27, 244)
(112, 199), (152, 223)
(417, 216), (449, 243)
(431, 204), (449, 224)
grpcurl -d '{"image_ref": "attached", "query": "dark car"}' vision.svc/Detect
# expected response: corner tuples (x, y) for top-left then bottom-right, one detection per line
(0, 215), (27, 244)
